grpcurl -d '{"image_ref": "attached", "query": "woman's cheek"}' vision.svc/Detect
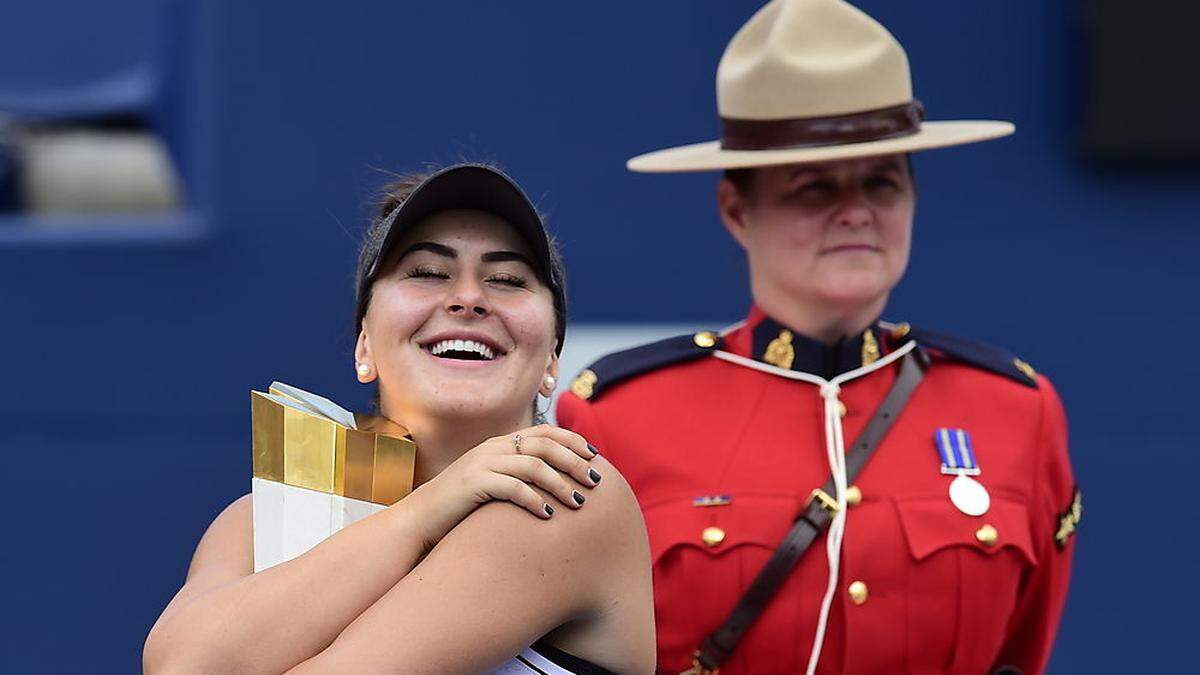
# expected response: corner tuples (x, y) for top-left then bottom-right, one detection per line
(887, 223), (914, 280)
(501, 294), (557, 343)
(378, 286), (437, 330)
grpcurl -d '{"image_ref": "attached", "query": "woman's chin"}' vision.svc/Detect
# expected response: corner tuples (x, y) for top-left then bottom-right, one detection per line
(422, 394), (530, 425)
(812, 273), (891, 308)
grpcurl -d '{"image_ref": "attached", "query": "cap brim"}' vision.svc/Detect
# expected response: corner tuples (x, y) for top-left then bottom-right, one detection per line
(368, 164), (553, 283)
(626, 120), (1015, 173)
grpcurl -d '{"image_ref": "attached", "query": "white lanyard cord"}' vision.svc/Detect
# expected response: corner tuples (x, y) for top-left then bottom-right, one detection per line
(711, 340), (917, 674)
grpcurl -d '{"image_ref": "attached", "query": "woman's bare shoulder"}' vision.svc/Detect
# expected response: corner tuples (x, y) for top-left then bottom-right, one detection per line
(566, 454), (648, 547)
(152, 493), (253, 630)
(185, 493), (254, 583)
(425, 455), (649, 610)
(464, 455), (643, 554)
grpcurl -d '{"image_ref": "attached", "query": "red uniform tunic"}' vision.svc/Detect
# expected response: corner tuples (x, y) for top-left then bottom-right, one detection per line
(556, 308), (1077, 675)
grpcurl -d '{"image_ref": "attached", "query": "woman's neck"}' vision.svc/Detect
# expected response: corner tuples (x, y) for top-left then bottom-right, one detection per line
(383, 407), (534, 487)
(754, 291), (888, 345)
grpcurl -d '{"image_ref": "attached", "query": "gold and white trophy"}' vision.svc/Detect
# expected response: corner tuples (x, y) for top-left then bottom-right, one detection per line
(249, 382), (416, 572)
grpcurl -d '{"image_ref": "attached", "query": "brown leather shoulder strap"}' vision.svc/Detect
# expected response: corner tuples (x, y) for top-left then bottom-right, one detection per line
(688, 350), (927, 674)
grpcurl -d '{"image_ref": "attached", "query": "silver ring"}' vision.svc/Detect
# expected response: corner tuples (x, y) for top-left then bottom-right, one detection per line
(513, 434), (522, 454)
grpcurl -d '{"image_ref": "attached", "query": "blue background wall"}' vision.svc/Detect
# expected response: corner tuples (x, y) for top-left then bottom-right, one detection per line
(1, 1), (1196, 671)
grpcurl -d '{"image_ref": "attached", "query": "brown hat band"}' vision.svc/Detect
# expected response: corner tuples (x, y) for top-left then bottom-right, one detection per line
(720, 100), (925, 151)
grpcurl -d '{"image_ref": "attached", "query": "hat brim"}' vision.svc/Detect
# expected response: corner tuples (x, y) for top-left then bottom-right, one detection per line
(367, 164), (554, 284)
(626, 120), (1014, 173)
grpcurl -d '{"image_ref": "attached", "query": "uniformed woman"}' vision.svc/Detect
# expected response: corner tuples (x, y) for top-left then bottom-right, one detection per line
(556, 1), (1078, 673)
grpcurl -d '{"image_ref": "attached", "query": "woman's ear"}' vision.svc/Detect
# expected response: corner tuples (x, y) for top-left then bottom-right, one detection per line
(540, 353), (560, 397)
(354, 329), (376, 383)
(717, 178), (751, 251)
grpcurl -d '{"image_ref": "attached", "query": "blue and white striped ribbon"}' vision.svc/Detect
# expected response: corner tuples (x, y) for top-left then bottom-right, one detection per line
(935, 428), (980, 475)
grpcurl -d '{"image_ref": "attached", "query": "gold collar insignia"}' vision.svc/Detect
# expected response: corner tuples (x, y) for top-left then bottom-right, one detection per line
(861, 329), (880, 366)
(763, 329), (795, 369)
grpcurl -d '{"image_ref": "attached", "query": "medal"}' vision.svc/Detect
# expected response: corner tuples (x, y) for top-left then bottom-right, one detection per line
(948, 473), (991, 516)
(935, 428), (991, 516)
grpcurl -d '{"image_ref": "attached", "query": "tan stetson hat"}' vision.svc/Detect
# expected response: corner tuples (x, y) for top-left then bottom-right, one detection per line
(627, 0), (1014, 173)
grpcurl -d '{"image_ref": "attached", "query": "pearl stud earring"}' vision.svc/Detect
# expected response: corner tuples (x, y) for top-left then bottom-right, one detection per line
(356, 363), (371, 377)
(543, 375), (557, 390)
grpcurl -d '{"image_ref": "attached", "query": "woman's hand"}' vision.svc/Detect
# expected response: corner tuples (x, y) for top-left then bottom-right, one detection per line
(403, 424), (602, 550)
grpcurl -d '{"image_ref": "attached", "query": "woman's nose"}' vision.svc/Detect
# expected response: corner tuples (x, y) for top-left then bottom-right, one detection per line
(445, 277), (490, 317)
(833, 189), (874, 229)
(836, 206), (873, 229)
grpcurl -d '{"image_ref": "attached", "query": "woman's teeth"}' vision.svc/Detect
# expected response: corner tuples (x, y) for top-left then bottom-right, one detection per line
(429, 339), (496, 360)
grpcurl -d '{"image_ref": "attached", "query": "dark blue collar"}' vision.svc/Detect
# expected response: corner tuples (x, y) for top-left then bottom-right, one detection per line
(750, 314), (884, 379)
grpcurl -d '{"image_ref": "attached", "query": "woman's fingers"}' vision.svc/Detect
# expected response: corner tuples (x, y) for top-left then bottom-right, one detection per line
(486, 474), (556, 519)
(493, 455), (587, 509)
(518, 424), (598, 461)
(511, 436), (600, 489)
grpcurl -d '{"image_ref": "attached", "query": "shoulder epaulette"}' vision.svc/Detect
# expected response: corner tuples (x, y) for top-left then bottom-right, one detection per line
(906, 325), (1039, 388)
(568, 330), (722, 401)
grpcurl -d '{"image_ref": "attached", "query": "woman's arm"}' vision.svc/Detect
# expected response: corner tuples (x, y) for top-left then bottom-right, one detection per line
(991, 378), (1077, 673)
(289, 456), (656, 675)
(144, 426), (603, 675)
(143, 492), (429, 675)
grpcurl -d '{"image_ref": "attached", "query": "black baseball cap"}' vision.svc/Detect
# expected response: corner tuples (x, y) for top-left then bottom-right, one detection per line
(355, 163), (566, 353)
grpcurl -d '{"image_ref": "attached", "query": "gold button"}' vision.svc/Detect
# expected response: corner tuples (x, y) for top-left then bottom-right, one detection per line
(837, 400), (847, 417)
(845, 485), (862, 506)
(701, 526), (726, 547)
(976, 524), (999, 547)
(848, 580), (869, 605)
(693, 331), (718, 349)
(890, 322), (911, 339)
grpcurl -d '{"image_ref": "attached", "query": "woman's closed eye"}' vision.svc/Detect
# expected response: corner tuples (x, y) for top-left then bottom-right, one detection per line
(486, 272), (529, 289)
(403, 265), (451, 280)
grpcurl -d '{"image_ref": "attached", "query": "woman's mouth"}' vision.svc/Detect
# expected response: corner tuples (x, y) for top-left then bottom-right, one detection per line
(417, 333), (509, 366)
(426, 338), (497, 361)
(822, 243), (881, 255)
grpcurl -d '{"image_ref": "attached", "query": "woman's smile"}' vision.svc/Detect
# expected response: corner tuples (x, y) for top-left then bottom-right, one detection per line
(417, 330), (510, 370)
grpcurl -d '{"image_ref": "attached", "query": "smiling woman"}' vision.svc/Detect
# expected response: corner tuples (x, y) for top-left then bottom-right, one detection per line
(143, 164), (655, 675)
(359, 208), (563, 436)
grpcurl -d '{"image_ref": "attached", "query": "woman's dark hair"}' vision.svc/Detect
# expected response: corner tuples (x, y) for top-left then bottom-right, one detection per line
(356, 163), (567, 420)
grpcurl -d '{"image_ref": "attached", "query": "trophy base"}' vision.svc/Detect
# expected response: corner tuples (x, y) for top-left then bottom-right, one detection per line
(252, 477), (387, 572)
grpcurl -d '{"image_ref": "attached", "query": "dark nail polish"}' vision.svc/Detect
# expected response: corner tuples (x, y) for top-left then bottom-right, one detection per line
(572, 490), (586, 505)
(588, 468), (602, 485)
(587, 443), (599, 457)
(544, 503), (555, 517)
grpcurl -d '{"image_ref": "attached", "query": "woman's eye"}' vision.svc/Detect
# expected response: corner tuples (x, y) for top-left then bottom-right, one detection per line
(487, 273), (528, 288)
(866, 176), (899, 191)
(405, 266), (450, 280)
(793, 181), (836, 197)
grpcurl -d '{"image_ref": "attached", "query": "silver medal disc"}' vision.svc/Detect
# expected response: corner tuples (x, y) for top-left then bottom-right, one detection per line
(949, 474), (991, 516)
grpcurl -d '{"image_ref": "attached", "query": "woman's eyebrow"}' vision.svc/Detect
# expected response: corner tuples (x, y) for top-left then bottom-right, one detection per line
(398, 241), (457, 259)
(868, 158), (903, 173)
(481, 250), (536, 268)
